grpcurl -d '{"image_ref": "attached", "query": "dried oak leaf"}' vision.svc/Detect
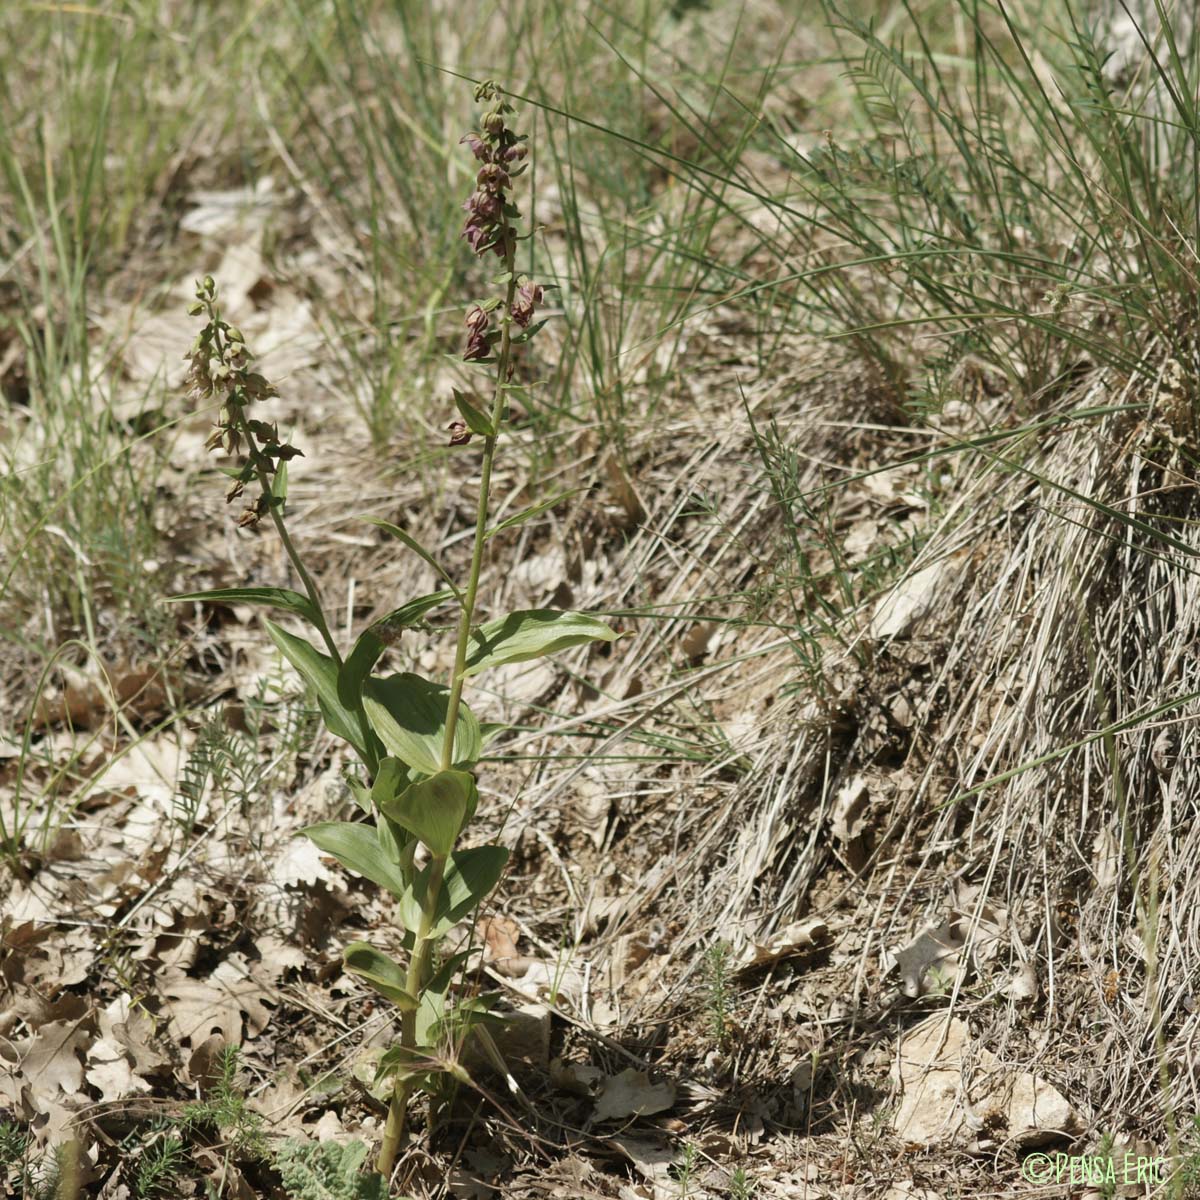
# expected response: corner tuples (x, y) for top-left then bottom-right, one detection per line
(158, 954), (275, 1047)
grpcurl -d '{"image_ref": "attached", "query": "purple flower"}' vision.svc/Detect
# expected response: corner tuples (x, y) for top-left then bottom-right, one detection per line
(502, 142), (528, 164)
(511, 281), (543, 328)
(463, 218), (492, 254)
(464, 190), (501, 221)
(476, 163), (510, 193)
(448, 419), (472, 446)
(459, 132), (490, 162)
(464, 305), (491, 360)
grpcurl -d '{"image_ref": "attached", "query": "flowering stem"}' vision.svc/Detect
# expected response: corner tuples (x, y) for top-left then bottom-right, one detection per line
(377, 216), (519, 1180)
(232, 409), (342, 667)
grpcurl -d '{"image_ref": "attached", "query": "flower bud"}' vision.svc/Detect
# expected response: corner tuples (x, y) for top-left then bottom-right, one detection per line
(482, 110), (505, 135)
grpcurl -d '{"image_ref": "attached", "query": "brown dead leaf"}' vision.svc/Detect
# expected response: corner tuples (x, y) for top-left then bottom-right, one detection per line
(159, 954), (275, 1047)
(17, 1019), (91, 1096)
(33, 663), (171, 730)
(479, 915), (533, 978)
(85, 1035), (152, 1102)
(593, 1068), (676, 1122)
(550, 1057), (604, 1098)
(98, 994), (165, 1077)
(734, 918), (829, 973)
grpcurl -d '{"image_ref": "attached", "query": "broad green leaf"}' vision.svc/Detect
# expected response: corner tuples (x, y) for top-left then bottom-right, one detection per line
(267, 622), (373, 758)
(480, 721), (509, 748)
(342, 942), (418, 1010)
(416, 951), (471, 1047)
(453, 389), (495, 436)
(370, 756), (411, 806)
(360, 517), (462, 599)
(303, 821), (409, 899)
(339, 631), (385, 711)
(463, 610), (618, 678)
(376, 815), (414, 868)
(169, 586), (320, 629)
(340, 591), (456, 712)
(439, 845), (508, 926)
(345, 774), (373, 815)
(485, 489), (584, 541)
(396, 844), (510, 943)
(377, 770), (476, 857)
(362, 673), (481, 774)
(433, 992), (503, 1046)
(372, 1043), (437, 1090)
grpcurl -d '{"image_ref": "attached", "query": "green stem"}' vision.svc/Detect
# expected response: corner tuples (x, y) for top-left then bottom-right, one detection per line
(236, 413), (342, 666)
(377, 215), (519, 1179)
(229, 384), (380, 780)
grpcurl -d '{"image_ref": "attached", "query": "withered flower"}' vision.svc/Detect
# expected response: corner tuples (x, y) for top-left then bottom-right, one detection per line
(464, 305), (491, 361)
(511, 281), (543, 329)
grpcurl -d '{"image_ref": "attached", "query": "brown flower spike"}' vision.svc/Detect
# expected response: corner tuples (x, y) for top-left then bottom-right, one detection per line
(185, 276), (300, 527)
(453, 82), (547, 446)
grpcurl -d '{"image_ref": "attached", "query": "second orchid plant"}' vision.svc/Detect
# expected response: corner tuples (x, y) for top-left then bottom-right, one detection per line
(173, 82), (615, 1176)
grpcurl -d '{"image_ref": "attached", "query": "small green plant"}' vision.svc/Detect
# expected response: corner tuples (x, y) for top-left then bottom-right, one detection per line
(0, 1125), (75, 1200)
(674, 1142), (698, 1197)
(728, 1167), (757, 1200)
(274, 1139), (388, 1200)
(130, 1121), (189, 1199)
(171, 81), (616, 1178)
(704, 939), (734, 1048)
(174, 681), (316, 837)
(1095, 1131), (1118, 1200)
(1173, 1114), (1200, 1198)
(182, 1045), (268, 1164)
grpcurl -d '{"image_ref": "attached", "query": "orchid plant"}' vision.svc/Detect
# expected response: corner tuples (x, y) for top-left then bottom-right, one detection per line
(172, 82), (615, 1177)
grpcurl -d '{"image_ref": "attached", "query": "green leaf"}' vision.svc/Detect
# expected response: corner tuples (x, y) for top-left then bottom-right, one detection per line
(369, 590), (457, 635)
(359, 517), (462, 599)
(416, 951), (471, 1047)
(370, 756), (411, 806)
(340, 589), (459, 717)
(376, 815), (414, 867)
(303, 821), (410, 899)
(441, 845), (507, 923)
(453, 389), (495, 437)
(272, 458), (289, 510)
(275, 1138), (388, 1200)
(480, 721), (509, 748)
(394, 845), (509, 940)
(362, 673), (481, 775)
(509, 318), (548, 344)
(463, 610), (618, 678)
(370, 760), (417, 865)
(376, 769), (476, 857)
(339, 632), (385, 712)
(267, 622), (373, 758)
(168, 586), (321, 629)
(345, 775), (373, 815)
(484, 489), (585, 541)
(342, 942), (418, 1010)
